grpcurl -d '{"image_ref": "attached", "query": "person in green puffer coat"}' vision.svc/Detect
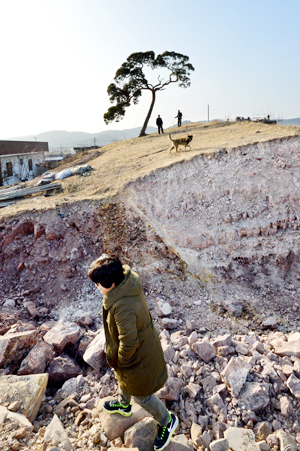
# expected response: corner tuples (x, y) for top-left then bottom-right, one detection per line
(88, 254), (178, 451)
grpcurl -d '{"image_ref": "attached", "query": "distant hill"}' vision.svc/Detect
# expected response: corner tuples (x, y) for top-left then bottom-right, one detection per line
(11, 118), (299, 151)
(278, 118), (300, 126)
(11, 126), (157, 151)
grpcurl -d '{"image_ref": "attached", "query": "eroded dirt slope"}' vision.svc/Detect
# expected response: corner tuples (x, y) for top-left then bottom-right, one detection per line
(1, 120), (300, 333)
(124, 136), (300, 315)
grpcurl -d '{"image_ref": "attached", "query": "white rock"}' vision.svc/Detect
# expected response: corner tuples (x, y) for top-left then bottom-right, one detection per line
(220, 356), (251, 397)
(188, 331), (198, 347)
(3, 299), (16, 308)
(224, 427), (257, 451)
(44, 414), (72, 451)
(161, 339), (175, 362)
(273, 340), (300, 359)
(209, 438), (229, 451)
(155, 300), (172, 317)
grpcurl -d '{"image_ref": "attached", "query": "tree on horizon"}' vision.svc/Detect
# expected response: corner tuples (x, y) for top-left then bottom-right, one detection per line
(103, 51), (195, 137)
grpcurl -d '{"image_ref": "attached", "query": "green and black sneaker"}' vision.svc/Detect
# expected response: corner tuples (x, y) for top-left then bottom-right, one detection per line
(154, 412), (178, 451)
(103, 399), (132, 417)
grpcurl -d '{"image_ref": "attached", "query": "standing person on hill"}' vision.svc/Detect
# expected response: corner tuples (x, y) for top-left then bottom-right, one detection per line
(175, 110), (182, 127)
(88, 254), (178, 451)
(156, 115), (164, 134)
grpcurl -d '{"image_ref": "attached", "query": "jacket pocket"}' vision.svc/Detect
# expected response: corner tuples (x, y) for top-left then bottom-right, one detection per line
(106, 344), (118, 368)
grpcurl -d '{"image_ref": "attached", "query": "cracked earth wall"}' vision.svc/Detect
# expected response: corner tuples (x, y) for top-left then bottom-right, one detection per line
(123, 136), (300, 311)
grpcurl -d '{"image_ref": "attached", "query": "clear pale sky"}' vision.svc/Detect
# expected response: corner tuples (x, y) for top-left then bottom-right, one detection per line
(0, 0), (299, 139)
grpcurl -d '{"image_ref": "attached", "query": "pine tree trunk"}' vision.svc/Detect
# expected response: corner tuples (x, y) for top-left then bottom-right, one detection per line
(139, 90), (156, 137)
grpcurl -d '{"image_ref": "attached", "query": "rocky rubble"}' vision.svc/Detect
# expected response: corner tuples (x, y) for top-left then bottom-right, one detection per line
(1, 316), (300, 450)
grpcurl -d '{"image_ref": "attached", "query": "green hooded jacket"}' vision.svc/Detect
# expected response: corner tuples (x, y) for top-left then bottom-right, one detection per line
(102, 265), (167, 397)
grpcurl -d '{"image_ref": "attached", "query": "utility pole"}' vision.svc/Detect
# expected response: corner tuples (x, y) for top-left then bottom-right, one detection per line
(208, 105), (209, 123)
(93, 138), (97, 148)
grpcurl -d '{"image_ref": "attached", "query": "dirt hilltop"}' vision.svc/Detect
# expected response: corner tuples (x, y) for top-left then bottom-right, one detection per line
(1, 119), (300, 219)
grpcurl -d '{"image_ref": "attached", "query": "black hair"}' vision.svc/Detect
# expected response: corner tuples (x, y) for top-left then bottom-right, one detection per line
(88, 254), (124, 288)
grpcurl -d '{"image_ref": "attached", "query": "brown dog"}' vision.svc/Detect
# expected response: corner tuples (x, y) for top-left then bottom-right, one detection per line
(169, 134), (193, 152)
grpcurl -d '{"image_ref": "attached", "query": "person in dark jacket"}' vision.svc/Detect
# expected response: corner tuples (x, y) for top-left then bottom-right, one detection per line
(89, 254), (178, 451)
(175, 110), (182, 127)
(156, 115), (164, 134)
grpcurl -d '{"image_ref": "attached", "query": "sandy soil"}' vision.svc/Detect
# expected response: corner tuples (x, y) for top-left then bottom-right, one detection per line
(1, 120), (300, 219)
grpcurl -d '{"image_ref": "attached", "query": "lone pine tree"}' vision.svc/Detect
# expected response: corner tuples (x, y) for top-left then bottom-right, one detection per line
(104, 51), (195, 137)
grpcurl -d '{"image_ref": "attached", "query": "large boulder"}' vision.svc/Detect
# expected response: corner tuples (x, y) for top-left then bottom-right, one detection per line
(97, 398), (152, 441)
(83, 327), (106, 370)
(155, 300), (172, 317)
(184, 382), (201, 399)
(224, 427), (257, 451)
(43, 318), (82, 353)
(238, 382), (270, 412)
(18, 341), (54, 375)
(191, 423), (212, 448)
(0, 373), (48, 422)
(0, 330), (38, 366)
(54, 375), (84, 402)
(47, 355), (82, 384)
(124, 417), (158, 451)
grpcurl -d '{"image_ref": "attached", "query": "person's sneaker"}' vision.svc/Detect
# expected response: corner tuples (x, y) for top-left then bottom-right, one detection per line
(103, 399), (132, 417)
(154, 412), (178, 451)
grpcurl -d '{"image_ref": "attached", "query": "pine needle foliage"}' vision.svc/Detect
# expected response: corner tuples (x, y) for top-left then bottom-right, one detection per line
(104, 51), (195, 137)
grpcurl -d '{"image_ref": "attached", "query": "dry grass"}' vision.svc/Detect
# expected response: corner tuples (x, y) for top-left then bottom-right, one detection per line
(1, 120), (300, 219)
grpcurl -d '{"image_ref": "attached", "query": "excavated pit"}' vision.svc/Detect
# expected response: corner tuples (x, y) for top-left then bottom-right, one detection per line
(1, 129), (300, 334)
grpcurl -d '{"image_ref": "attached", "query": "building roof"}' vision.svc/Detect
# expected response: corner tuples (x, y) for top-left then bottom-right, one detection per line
(0, 140), (49, 157)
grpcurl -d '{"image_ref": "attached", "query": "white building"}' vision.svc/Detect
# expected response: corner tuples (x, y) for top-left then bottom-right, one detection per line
(0, 140), (48, 186)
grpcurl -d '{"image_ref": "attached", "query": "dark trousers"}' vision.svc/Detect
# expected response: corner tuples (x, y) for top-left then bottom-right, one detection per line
(119, 387), (170, 426)
(177, 119), (181, 127)
(158, 126), (164, 134)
